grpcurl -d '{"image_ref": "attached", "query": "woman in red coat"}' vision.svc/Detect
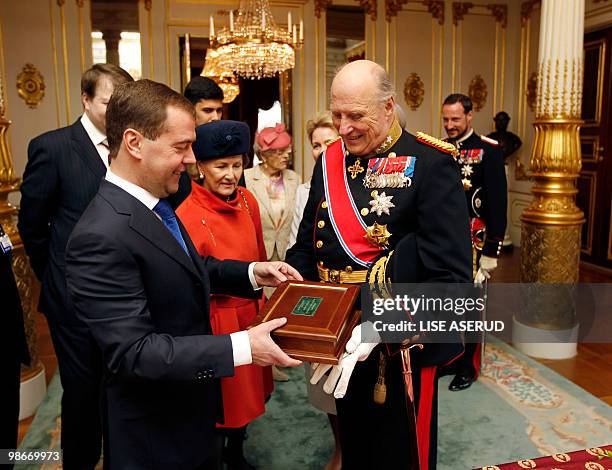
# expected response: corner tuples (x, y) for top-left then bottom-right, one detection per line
(177, 120), (272, 470)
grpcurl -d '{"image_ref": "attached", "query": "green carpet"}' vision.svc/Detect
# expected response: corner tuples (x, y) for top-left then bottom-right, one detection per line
(19, 341), (612, 469)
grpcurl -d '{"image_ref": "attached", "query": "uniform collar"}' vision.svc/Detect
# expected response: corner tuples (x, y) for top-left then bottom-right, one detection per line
(455, 128), (474, 146)
(373, 118), (403, 155)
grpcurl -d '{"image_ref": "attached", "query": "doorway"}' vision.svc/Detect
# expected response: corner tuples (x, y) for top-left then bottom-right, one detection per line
(579, 27), (612, 270)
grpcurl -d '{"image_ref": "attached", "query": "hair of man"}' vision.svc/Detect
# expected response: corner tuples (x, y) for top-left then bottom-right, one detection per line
(81, 63), (134, 99)
(184, 76), (224, 104)
(443, 93), (473, 114)
(106, 79), (196, 158)
(332, 61), (396, 107)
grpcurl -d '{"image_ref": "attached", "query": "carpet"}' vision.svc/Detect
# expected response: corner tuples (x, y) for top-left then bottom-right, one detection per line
(18, 341), (612, 470)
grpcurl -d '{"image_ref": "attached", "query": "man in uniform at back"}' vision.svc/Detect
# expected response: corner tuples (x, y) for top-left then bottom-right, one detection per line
(287, 60), (472, 470)
(442, 93), (507, 391)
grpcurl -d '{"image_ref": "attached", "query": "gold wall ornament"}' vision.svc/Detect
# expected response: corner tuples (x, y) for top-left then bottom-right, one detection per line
(452, 2), (474, 25)
(385, 0), (444, 24)
(16, 64), (45, 109)
(486, 4), (508, 28)
(520, 0), (541, 26)
(314, 0), (333, 18)
(468, 74), (487, 112)
(403, 73), (425, 111)
(358, 0), (377, 20)
(526, 71), (538, 113)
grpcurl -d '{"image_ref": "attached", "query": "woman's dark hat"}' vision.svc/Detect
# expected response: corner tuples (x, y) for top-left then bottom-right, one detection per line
(192, 120), (250, 161)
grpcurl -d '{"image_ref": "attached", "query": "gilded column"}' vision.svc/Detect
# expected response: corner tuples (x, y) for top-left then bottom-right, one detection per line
(0, 78), (46, 417)
(516, 0), (585, 359)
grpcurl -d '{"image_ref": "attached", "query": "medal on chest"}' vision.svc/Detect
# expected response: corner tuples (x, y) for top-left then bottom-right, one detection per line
(362, 154), (417, 189)
(458, 148), (483, 190)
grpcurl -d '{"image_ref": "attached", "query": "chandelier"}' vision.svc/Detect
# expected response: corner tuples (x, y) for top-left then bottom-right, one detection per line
(209, 0), (303, 79)
(201, 48), (240, 103)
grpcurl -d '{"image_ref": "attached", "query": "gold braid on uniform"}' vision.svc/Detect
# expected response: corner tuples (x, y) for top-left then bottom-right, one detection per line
(367, 250), (394, 300)
(416, 131), (459, 158)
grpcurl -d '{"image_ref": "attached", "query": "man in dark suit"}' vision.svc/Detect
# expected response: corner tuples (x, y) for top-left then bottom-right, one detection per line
(0, 223), (30, 467)
(18, 63), (134, 469)
(65, 79), (302, 469)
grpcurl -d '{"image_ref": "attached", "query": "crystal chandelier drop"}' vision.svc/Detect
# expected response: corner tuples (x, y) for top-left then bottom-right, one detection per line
(201, 48), (240, 103)
(210, 0), (303, 80)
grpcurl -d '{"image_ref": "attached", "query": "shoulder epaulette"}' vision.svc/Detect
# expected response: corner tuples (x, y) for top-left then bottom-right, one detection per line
(326, 135), (343, 146)
(416, 131), (459, 158)
(480, 135), (499, 146)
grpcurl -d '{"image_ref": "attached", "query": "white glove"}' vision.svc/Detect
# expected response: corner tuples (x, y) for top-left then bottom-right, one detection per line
(474, 255), (498, 286)
(310, 322), (379, 399)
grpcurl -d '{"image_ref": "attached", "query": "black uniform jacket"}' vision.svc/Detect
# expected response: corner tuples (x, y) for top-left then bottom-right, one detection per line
(455, 130), (507, 257)
(65, 180), (253, 469)
(286, 130), (472, 367)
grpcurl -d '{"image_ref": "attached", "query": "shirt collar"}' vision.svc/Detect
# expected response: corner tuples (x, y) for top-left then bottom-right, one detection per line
(105, 168), (159, 211)
(80, 113), (107, 146)
(456, 128), (474, 145)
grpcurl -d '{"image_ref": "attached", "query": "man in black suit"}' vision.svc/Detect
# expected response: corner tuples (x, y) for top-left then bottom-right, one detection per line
(65, 79), (302, 469)
(18, 63), (134, 469)
(0, 223), (30, 468)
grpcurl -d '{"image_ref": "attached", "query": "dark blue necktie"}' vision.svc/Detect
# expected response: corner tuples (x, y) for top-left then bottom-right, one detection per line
(153, 199), (189, 255)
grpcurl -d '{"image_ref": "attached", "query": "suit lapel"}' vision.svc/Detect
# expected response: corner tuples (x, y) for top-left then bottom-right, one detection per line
(71, 119), (106, 179)
(100, 181), (202, 280)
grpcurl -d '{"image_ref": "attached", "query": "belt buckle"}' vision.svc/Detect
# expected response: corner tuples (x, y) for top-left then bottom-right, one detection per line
(329, 269), (341, 283)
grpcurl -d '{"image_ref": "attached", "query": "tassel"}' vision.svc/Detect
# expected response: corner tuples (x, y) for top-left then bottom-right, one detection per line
(373, 352), (387, 405)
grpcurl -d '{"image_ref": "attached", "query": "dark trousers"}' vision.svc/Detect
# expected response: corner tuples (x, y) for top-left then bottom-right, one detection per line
(47, 319), (103, 470)
(336, 349), (435, 470)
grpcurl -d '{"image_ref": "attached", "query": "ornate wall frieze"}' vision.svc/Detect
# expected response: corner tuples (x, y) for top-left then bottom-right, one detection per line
(57, 0), (65, 6)
(468, 74), (487, 111)
(385, 0), (444, 24)
(76, 0), (84, 7)
(404, 73), (425, 110)
(452, 2), (474, 25)
(358, 0), (378, 20)
(520, 0), (541, 26)
(144, 0), (152, 11)
(315, 0), (334, 18)
(486, 4), (507, 28)
(16, 64), (45, 109)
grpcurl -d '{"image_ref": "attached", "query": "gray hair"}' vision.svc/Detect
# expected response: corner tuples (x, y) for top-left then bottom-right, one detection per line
(332, 62), (396, 105)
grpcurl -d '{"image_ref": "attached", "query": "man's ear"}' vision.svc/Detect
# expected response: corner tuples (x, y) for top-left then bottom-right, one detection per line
(466, 110), (474, 124)
(385, 97), (395, 118)
(81, 92), (90, 111)
(124, 128), (143, 160)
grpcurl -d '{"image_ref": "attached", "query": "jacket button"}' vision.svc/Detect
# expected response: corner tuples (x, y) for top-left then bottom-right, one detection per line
(321, 201), (328, 209)
(316, 240), (323, 249)
(361, 208), (369, 216)
(317, 220), (325, 229)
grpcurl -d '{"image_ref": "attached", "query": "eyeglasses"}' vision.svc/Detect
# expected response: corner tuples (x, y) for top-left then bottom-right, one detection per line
(264, 148), (292, 157)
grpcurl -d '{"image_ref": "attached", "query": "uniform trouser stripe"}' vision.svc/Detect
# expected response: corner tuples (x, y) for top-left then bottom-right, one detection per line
(416, 366), (437, 470)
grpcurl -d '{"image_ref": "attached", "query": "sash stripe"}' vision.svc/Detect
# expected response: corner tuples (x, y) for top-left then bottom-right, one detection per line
(322, 140), (384, 267)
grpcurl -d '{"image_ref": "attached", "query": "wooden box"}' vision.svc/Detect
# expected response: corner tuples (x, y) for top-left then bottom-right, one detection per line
(253, 280), (361, 364)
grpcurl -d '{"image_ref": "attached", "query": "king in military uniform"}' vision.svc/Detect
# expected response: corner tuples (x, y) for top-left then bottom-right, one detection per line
(286, 60), (472, 470)
(442, 93), (508, 392)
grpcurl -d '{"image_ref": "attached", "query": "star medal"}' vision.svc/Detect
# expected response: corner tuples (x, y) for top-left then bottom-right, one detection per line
(365, 222), (392, 247)
(461, 164), (473, 177)
(462, 178), (472, 190)
(369, 191), (395, 216)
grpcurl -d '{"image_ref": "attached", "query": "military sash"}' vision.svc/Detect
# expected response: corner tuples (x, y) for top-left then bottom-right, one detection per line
(322, 140), (384, 267)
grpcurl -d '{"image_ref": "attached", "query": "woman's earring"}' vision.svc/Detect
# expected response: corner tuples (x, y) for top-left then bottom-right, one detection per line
(197, 164), (204, 181)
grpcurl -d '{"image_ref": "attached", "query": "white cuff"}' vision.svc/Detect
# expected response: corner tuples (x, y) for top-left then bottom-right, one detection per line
(248, 262), (261, 290)
(230, 331), (252, 367)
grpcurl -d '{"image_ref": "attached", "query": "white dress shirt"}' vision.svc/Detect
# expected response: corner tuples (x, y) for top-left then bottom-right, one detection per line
(81, 113), (110, 168)
(105, 168), (253, 367)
